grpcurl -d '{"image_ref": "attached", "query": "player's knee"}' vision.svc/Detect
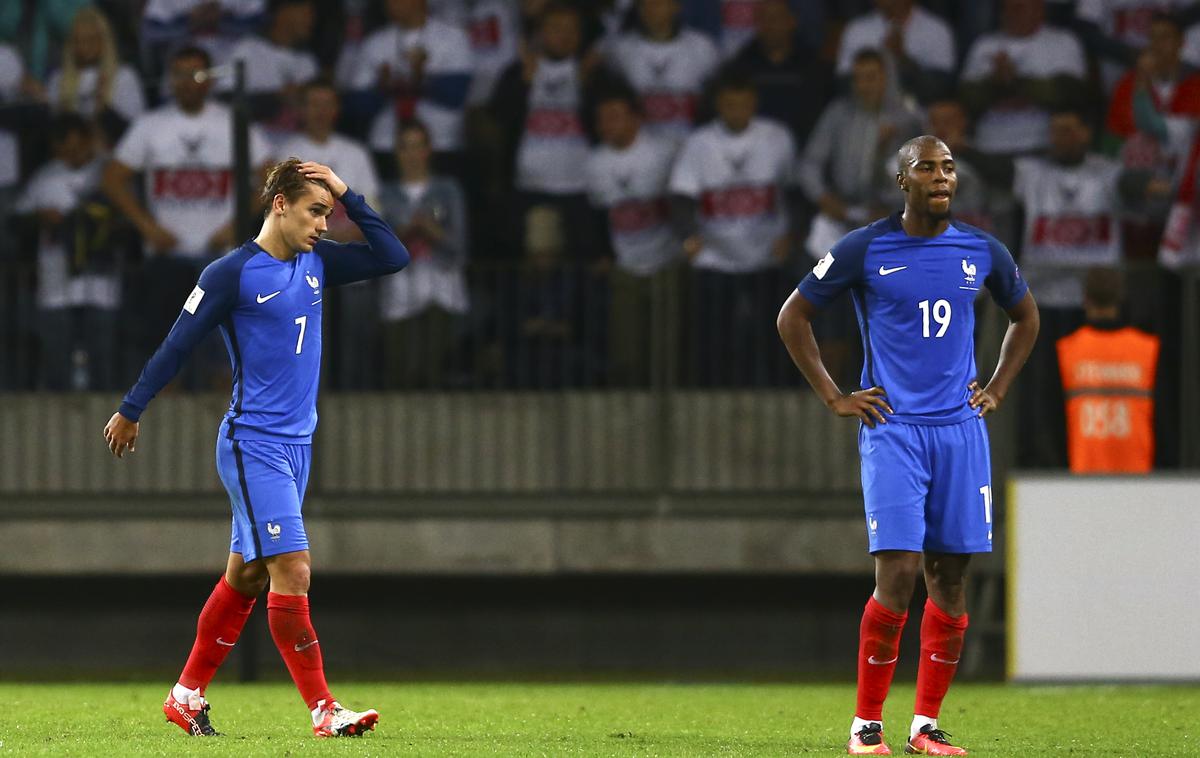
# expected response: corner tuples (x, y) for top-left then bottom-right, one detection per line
(270, 557), (311, 594)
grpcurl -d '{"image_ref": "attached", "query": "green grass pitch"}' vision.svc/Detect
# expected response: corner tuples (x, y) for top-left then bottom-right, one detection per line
(0, 681), (1196, 756)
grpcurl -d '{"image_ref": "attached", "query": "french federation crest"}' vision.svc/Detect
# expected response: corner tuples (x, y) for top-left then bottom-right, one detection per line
(961, 259), (976, 284)
(306, 274), (320, 291)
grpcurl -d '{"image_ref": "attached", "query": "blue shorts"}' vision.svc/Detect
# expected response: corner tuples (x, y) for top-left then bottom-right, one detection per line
(859, 417), (993, 554)
(215, 435), (311, 563)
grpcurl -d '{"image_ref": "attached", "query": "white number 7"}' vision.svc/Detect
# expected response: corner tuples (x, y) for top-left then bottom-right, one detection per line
(294, 315), (307, 354)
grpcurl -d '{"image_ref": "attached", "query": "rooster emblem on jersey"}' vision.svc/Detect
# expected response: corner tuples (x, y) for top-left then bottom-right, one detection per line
(961, 259), (977, 284)
(306, 274), (320, 292)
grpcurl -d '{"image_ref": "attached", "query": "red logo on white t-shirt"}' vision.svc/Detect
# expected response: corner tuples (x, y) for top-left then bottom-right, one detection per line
(609, 198), (669, 234)
(1114, 7), (1157, 40)
(700, 185), (777, 219)
(1031, 215), (1112, 246)
(721, 0), (757, 29)
(152, 168), (232, 200)
(525, 108), (583, 137)
(641, 93), (696, 124)
(470, 16), (501, 49)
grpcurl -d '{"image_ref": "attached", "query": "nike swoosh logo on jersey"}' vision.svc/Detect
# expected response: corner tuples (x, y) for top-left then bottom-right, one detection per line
(930, 653), (959, 664)
(878, 265), (908, 276)
(867, 655), (898, 665)
(256, 291), (282, 303)
(295, 639), (319, 652)
(216, 637), (236, 647)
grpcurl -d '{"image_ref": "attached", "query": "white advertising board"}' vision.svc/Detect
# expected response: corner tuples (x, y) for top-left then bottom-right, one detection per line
(1009, 476), (1200, 680)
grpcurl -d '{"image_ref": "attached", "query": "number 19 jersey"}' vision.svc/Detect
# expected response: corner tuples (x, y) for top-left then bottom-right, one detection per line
(798, 214), (1027, 425)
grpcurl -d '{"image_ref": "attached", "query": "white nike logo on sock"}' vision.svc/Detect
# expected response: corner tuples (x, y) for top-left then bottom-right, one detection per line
(295, 639), (319, 652)
(930, 653), (959, 664)
(215, 638), (236, 647)
(867, 655), (898, 665)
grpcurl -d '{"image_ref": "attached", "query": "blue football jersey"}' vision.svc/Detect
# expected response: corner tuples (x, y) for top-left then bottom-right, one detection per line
(119, 189), (409, 442)
(797, 214), (1027, 425)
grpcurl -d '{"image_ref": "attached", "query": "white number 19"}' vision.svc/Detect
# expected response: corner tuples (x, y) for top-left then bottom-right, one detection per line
(294, 316), (307, 354)
(918, 299), (951, 338)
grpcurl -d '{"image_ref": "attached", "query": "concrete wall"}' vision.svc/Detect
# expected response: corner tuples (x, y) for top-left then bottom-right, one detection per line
(0, 391), (860, 494)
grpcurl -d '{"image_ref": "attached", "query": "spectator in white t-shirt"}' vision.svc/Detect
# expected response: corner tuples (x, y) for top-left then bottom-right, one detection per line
(48, 6), (146, 146)
(350, 0), (473, 169)
(836, 0), (956, 104)
(464, 0), (521, 106)
(959, 0), (1088, 155)
(587, 85), (682, 385)
(103, 45), (271, 384)
(491, 1), (600, 261)
(277, 81), (379, 242)
(15, 115), (118, 390)
(217, 0), (319, 139)
(669, 67), (795, 386)
(605, 0), (721, 143)
(140, 0), (265, 85)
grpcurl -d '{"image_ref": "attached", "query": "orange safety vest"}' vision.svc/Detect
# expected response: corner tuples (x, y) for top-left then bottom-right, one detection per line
(1056, 325), (1159, 473)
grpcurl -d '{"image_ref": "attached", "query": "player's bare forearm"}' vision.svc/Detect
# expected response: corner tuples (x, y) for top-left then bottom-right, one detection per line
(983, 290), (1040, 405)
(777, 290), (842, 405)
(779, 290), (893, 427)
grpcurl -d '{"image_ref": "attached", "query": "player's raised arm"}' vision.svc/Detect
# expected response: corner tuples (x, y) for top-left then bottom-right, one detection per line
(103, 256), (240, 457)
(300, 161), (410, 286)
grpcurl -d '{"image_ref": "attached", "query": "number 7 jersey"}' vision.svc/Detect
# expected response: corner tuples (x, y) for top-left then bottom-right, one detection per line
(798, 213), (1028, 425)
(118, 189), (409, 442)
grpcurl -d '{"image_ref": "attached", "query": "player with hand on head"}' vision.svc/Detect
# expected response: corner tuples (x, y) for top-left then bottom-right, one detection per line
(778, 136), (1039, 755)
(103, 159), (409, 738)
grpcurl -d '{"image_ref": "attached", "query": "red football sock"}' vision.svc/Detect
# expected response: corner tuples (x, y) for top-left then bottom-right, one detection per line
(914, 598), (969, 718)
(856, 595), (908, 721)
(267, 592), (333, 710)
(178, 576), (257, 692)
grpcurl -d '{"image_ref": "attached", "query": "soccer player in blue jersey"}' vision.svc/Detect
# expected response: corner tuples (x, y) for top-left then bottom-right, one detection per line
(102, 159), (409, 738)
(778, 135), (1039, 756)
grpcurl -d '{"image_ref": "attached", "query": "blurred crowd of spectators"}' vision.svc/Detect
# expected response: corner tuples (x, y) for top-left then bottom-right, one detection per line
(0, 0), (1195, 458)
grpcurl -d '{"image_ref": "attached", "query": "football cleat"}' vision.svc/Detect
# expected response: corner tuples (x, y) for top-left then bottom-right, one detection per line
(848, 722), (891, 755)
(905, 725), (967, 755)
(312, 699), (379, 737)
(163, 690), (221, 736)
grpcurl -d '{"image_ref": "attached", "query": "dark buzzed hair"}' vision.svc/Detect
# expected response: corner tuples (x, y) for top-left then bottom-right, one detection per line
(170, 44), (211, 70)
(1083, 267), (1125, 309)
(712, 64), (756, 95)
(1150, 10), (1183, 35)
(853, 48), (886, 68)
(896, 134), (950, 175)
(261, 157), (331, 210)
(50, 113), (92, 144)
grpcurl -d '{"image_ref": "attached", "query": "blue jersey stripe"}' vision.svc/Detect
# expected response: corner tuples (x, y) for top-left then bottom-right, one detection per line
(853, 288), (876, 389)
(223, 316), (245, 438)
(232, 440), (263, 559)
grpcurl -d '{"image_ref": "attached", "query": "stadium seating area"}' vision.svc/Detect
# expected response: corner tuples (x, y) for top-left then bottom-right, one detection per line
(0, 0), (1198, 469)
